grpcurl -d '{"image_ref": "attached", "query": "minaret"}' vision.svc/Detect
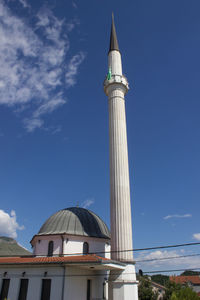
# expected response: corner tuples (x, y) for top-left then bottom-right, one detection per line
(104, 14), (138, 300)
(104, 14), (133, 262)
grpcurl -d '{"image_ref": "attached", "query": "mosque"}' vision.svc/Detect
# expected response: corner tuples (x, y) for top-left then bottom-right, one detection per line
(0, 16), (138, 300)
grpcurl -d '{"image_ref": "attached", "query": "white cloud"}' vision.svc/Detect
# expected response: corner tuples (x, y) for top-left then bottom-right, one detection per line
(24, 118), (44, 132)
(7, 0), (30, 9)
(0, 2), (85, 131)
(0, 209), (24, 239)
(163, 214), (192, 220)
(19, 0), (30, 8)
(135, 249), (200, 273)
(36, 7), (66, 47)
(82, 199), (95, 209)
(34, 97), (65, 118)
(193, 233), (200, 241)
(72, 1), (78, 9)
(52, 126), (62, 135)
(65, 52), (85, 88)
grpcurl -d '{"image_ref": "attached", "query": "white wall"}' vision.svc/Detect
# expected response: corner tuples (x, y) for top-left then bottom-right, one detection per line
(33, 235), (62, 256)
(109, 264), (138, 300)
(32, 234), (110, 258)
(64, 267), (107, 300)
(0, 265), (108, 300)
(0, 265), (63, 300)
(63, 235), (110, 258)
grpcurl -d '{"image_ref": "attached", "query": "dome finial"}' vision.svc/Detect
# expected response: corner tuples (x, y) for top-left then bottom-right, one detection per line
(109, 12), (119, 52)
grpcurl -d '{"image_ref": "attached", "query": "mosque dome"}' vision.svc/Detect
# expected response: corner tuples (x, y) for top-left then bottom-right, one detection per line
(38, 207), (110, 239)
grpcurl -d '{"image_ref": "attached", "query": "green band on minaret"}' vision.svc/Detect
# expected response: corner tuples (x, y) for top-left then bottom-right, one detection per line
(107, 68), (112, 80)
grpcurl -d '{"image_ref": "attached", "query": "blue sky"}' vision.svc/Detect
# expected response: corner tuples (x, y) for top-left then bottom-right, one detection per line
(0, 0), (200, 273)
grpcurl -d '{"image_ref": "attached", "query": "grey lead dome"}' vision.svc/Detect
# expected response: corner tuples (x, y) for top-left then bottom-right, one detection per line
(38, 207), (110, 239)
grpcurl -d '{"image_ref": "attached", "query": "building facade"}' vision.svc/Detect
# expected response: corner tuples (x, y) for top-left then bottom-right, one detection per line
(0, 208), (127, 300)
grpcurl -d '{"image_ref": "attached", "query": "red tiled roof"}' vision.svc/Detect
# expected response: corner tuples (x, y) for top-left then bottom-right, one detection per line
(0, 254), (110, 265)
(170, 275), (200, 285)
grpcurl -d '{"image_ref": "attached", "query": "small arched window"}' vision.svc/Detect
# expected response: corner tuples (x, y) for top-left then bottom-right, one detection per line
(48, 241), (54, 256)
(83, 242), (89, 255)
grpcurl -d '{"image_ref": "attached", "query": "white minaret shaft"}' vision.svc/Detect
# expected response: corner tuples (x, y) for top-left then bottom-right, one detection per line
(104, 15), (133, 262)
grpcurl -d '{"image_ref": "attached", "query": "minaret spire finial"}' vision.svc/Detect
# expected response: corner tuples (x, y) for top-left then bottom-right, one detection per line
(109, 13), (119, 52)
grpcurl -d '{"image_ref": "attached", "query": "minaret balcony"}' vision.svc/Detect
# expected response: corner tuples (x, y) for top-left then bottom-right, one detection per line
(104, 74), (129, 95)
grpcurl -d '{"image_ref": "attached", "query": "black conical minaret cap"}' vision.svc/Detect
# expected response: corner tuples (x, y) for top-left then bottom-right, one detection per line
(109, 13), (119, 52)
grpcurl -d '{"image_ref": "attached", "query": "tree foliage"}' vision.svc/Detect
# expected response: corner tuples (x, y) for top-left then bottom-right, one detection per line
(180, 270), (200, 276)
(169, 287), (200, 300)
(151, 274), (169, 286)
(139, 272), (200, 300)
(164, 281), (200, 300)
(138, 276), (158, 300)
(163, 281), (182, 300)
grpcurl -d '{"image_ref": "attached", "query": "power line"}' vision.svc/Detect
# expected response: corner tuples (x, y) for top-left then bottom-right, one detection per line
(143, 267), (200, 275)
(1, 242), (200, 258)
(135, 253), (200, 263)
(1, 252), (200, 265)
(79, 241), (200, 255)
(133, 242), (200, 252)
(1, 267), (200, 278)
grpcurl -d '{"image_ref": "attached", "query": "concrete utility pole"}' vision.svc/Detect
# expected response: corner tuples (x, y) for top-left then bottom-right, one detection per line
(104, 14), (138, 300)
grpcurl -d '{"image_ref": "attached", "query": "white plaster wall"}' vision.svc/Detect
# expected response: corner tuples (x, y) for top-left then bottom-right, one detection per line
(33, 235), (62, 256)
(109, 264), (138, 300)
(111, 283), (138, 300)
(0, 265), (108, 300)
(33, 234), (110, 258)
(0, 266), (63, 300)
(7, 277), (19, 300)
(193, 285), (200, 293)
(108, 50), (122, 75)
(64, 235), (110, 258)
(64, 267), (106, 300)
(105, 242), (111, 259)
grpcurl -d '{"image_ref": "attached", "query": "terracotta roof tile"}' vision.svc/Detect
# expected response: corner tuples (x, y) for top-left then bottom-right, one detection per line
(0, 254), (110, 265)
(170, 275), (200, 285)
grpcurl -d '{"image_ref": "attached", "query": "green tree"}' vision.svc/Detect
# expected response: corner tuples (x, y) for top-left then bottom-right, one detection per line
(151, 274), (169, 286)
(169, 287), (200, 300)
(163, 281), (182, 300)
(180, 270), (200, 276)
(138, 276), (158, 300)
(170, 292), (178, 300)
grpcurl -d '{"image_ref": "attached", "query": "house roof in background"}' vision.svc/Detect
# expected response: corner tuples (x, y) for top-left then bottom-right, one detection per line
(0, 237), (31, 256)
(170, 275), (200, 285)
